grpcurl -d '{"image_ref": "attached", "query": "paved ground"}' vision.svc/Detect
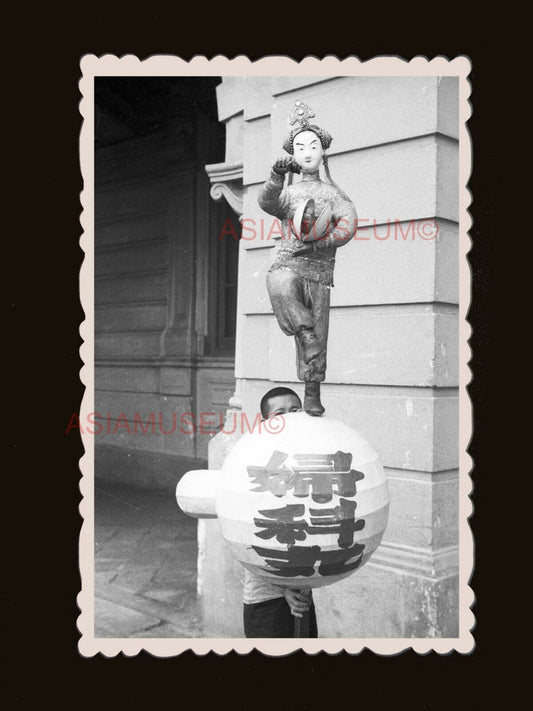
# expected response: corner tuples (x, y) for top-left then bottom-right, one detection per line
(94, 478), (202, 638)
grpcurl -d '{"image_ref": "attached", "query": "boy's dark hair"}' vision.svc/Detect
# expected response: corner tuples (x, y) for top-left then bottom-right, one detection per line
(260, 387), (301, 418)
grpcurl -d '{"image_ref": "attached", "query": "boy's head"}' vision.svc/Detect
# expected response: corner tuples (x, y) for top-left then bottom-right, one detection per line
(260, 387), (302, 419)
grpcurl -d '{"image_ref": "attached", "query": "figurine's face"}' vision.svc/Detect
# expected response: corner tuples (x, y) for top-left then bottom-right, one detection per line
(293, 130), (324, 172)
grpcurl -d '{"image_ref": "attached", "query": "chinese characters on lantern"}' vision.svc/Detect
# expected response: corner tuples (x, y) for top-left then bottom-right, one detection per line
(248, 451), (367, 577)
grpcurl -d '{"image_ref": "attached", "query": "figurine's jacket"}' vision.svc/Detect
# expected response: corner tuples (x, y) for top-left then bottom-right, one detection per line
(258, 170), (357, 287)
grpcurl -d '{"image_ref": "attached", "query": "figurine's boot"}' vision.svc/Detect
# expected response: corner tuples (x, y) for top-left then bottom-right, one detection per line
(304, 381), (325, 417)
(297, 327), (323, 364)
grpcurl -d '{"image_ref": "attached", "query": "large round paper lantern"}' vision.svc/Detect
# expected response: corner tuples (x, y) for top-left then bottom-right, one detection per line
(177, 412), (389, 589)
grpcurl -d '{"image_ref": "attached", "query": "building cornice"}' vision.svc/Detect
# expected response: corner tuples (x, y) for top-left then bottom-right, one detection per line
(205, 161), (244, 218)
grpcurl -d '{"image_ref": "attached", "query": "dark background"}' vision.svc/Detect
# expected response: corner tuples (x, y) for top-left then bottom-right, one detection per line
(6, 17), (494, 709)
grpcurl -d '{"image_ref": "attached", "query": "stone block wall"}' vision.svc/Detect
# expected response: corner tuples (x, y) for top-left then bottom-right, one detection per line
(201, 75), (459, 638)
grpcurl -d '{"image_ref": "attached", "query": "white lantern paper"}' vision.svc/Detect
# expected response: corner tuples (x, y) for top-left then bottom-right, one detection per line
(177, 412), (389, 589)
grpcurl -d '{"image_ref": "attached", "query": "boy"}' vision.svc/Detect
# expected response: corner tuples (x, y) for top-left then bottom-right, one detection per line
(242, 387), (318, 638)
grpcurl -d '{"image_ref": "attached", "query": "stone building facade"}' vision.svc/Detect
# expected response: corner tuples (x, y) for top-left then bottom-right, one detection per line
(201, 75), (459, 638)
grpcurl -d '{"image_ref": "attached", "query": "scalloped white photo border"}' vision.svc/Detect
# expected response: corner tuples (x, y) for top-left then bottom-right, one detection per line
(78, 54), (474, 657)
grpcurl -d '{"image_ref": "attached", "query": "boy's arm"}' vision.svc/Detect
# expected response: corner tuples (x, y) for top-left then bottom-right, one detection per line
(294, 195), (357, 254)
(257, 159), (292, 220)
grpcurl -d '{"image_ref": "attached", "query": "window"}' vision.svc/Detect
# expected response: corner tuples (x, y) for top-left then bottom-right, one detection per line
(207, 199), (239, 355)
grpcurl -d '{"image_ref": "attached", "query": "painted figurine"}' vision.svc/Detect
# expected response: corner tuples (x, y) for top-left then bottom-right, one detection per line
(258, 100), (357, 415)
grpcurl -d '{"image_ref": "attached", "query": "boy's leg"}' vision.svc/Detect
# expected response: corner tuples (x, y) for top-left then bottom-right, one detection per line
(243, 597), (319, 638)
(243, 598), (294, 638)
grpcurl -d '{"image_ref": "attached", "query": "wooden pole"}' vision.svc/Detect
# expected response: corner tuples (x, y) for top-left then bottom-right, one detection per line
(294, 609), (310, 638)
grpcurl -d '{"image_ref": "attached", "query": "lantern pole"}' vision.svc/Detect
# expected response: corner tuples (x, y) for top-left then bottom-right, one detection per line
(294, 610), (310, 638)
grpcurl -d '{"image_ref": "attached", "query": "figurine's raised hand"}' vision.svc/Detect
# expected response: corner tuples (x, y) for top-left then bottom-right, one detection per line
(273, 157), (301, 175)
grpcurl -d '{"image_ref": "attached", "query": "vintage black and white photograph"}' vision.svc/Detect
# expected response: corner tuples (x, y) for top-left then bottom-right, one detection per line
(77, 55), (473, 655)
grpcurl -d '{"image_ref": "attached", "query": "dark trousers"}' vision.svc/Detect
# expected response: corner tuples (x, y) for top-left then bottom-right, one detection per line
(243, 597), (318, 638)
(266, 268), (330, 382)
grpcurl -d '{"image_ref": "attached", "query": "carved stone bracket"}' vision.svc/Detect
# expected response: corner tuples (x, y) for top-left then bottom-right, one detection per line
(204, 161), (244, 219)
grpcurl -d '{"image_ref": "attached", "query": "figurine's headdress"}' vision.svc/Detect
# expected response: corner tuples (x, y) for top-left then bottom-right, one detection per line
(282, 100), (333, 155)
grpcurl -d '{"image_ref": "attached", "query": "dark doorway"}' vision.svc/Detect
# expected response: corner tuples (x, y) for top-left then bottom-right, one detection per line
(94, 76), (237, 478)
(93, 76), (239, 638)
